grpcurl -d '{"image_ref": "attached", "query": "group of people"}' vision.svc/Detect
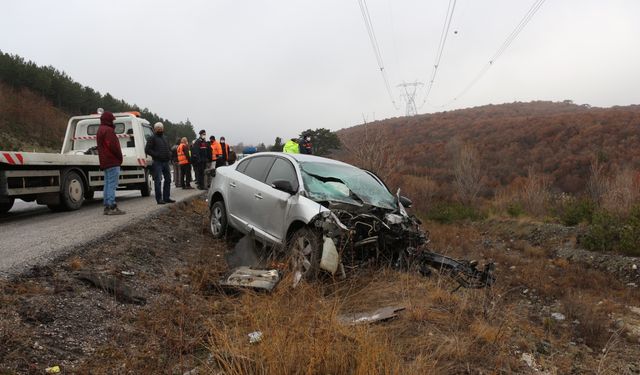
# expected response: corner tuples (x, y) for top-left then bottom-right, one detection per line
(170, 130), (233, 191)
(96, 110), (233, 215)
(282, 135), (313, 154)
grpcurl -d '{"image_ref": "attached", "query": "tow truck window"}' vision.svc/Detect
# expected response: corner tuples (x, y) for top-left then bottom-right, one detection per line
(86, 123), (125, 135)
(142, 125), (154, 142)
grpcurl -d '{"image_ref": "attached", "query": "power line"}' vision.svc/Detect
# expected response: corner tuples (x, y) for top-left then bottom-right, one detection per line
(443, 0), (548, 107)
(357, 0), (399, 110)
(418, 0), (457, 109)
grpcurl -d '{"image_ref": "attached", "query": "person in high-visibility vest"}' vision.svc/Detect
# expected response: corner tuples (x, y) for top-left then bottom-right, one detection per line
(283, 138), (300, 153)
(216, 136), (231, 168)
(177, 137), (193, 189)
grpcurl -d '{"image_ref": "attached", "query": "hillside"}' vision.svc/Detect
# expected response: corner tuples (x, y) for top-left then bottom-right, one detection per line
(0, 51), (196, 151)
(337, 101), (640, 198)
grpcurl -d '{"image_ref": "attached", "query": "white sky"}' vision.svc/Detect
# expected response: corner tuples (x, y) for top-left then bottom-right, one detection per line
(2, 0), (639, 144)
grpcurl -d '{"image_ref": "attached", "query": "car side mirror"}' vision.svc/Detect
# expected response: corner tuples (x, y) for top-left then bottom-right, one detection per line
(400, 195), (412, 208)
(272, 180), (295, 195)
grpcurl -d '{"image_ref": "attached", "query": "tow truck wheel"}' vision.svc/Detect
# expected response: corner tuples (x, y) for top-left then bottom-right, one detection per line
(288, 227), (321, 283)
(60, 171), (85, 211)
(141, 170), (152, 197)
(210, 200), (228, 238)
(0, 198), (14, 214)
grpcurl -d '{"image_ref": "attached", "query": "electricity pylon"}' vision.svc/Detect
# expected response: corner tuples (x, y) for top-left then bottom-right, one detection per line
(397, 81), (423, 116)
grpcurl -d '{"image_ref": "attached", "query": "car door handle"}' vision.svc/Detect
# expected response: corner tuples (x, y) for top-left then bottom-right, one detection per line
(254, 193), (263, 200)
(230, 182), (236, 188)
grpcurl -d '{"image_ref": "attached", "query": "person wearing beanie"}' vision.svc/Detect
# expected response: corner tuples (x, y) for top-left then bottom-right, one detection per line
(96, 111), (125, 215)
(145, 122), (175, 204)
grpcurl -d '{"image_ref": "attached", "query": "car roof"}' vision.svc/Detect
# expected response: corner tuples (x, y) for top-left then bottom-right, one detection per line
(244, 152), (351, 166)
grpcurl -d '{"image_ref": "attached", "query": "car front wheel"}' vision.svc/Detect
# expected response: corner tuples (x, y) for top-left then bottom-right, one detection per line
(288, 227), (321, 284)
(210, 200), (228, 238)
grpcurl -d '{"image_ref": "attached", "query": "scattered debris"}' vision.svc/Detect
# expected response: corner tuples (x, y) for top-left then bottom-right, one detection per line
(551, 312), (566, 321)
(121, 270), (135, 276)
(248, 331), (263, 344)
(45, 365), (60, 374)
(521, 353), (536, 368)
(219, 267), (281, 292)
(74, 271), (146, 304)
(338, 306), (406, 326)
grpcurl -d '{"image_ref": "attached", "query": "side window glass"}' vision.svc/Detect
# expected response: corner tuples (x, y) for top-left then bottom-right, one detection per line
(142, 125), (154, 143)
(87, 125), (98, 135)
(266, 158), (299, 191)
(236, 159), (250, 173)
(242, 156), (275, 182)
(114, 123), (125, 133)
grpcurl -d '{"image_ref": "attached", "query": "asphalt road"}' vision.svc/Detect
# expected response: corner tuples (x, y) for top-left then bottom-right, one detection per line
(0, 186), (205, 278)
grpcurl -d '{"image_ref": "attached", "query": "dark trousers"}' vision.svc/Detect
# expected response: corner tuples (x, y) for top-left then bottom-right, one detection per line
(215, 159), (227, 169)
(152, 161), (172, 203)
(180, 164), (192, 187)
(194, 161), (205, 188)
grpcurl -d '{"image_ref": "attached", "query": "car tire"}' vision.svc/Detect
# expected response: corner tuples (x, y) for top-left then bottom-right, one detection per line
(0, 198), (14, 215)
(287, 227), (321, 282)
(141, 169), (152, 197)
(210, 200), (228, 238)
(60, 171), (85, 211)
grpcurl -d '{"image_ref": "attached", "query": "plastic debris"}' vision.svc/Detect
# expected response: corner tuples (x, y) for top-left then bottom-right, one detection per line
(338, 306), (406, 326)
(248, 331), (263, 344)
(551, 312), (566, 321)
(45, 366), (60, 374)
(219, 267), (281, 292)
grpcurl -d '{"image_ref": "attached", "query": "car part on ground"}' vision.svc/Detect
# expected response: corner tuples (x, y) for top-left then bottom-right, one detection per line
(337, 305), (406, 326)
(219, 267), (281, 292)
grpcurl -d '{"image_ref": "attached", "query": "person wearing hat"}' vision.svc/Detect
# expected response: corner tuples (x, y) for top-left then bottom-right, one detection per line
(145, 122), (175, 204)
(191, 129), (211, 190)
(96, 111), (125, 215)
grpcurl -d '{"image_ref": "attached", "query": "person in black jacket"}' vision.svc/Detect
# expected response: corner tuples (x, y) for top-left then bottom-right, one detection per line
(191, 129), (210, 190)
(145, 122), (175, 204)
(171, 138), (182, 188)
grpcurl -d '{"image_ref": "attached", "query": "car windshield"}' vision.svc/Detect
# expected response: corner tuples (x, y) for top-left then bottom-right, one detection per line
(300, 161), (397, 210)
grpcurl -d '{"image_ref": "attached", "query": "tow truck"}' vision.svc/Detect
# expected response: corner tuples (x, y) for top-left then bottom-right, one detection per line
(0, 110), (154, 214)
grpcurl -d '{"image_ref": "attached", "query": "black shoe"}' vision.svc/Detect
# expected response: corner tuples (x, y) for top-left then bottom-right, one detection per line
(165, 198), (176, 203)
(157, 201), (166, 205)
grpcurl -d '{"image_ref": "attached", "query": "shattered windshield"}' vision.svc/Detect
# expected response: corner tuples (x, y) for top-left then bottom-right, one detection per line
(300, 161), (397, 210)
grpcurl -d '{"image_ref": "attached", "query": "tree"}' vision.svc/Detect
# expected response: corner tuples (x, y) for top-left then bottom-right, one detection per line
(269, 137), (283, 151)
(451, 140), (484, 205)
(299, 128), (341, 156)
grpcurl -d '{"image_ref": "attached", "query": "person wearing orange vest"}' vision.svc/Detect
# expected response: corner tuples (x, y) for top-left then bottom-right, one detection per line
(177, 137), (193, 189)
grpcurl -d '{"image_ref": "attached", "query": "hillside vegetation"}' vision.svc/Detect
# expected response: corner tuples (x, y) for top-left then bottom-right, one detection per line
(338, 101), (640, 197)
(0, 51), (196, 151)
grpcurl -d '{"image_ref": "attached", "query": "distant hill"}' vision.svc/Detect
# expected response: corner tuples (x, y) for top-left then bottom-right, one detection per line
(0, 51), (196, 151)
(337, 101), (640, 198)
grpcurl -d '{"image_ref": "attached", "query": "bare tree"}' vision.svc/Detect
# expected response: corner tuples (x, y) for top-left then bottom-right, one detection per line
(452, 141), (483, 205)
(587, 156), (608, 204)
(340, 123), (399, 181)
(520, 167), (550, 216)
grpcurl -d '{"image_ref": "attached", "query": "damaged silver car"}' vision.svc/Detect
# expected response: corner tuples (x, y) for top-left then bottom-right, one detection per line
(207, 153), (494, 288)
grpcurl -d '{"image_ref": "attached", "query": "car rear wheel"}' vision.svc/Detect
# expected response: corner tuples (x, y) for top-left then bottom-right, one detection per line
(210, 200), (228, 238)
(288, 227), (321, 284)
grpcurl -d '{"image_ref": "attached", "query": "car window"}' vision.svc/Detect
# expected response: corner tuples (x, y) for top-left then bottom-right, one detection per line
(265, 158), (299, 191)
(242, 156), (275, 182)
(236, 158), (250, 173)
(142, 125), (154, 142)
(87, 123), (126, 135)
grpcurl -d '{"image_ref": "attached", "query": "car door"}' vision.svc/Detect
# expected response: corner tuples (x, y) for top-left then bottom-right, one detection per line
(227, 155), (275, 234)
(256, 157), (300, 242)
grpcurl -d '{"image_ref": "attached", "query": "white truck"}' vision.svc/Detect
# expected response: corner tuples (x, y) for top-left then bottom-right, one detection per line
(0, 111), (155, 214)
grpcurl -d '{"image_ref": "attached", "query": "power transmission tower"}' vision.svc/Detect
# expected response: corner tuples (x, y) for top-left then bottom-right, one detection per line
(397, 81), (423, 116)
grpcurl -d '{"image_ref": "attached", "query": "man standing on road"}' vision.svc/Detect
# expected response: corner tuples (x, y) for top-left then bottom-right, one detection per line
(191, 129), (210, 190)
(283, 138), (300, 154)
(96, 111), (125, 215)
(216, 136), (230, 168)
(300, 135), (313, 155)
(207, 135), (216, 188)
(145, 122), (176, 205)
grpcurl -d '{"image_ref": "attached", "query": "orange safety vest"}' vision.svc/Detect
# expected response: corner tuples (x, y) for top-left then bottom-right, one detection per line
(211, 141), (222, 160)
(177, 143), (189, 165)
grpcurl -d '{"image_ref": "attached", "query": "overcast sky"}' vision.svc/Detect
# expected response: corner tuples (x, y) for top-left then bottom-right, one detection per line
(2, 0), (639, 144)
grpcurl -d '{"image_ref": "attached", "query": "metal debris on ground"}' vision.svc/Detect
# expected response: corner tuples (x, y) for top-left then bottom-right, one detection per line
(337, 306), (406, 326)
(219, 267), (281, 292)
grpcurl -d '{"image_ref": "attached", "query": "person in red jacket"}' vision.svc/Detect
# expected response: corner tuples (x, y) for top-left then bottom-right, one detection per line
(96, 111), (125, 215)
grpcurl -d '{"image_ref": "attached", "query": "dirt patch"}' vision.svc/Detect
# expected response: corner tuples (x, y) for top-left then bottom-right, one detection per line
(1, 201), (640, 374)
